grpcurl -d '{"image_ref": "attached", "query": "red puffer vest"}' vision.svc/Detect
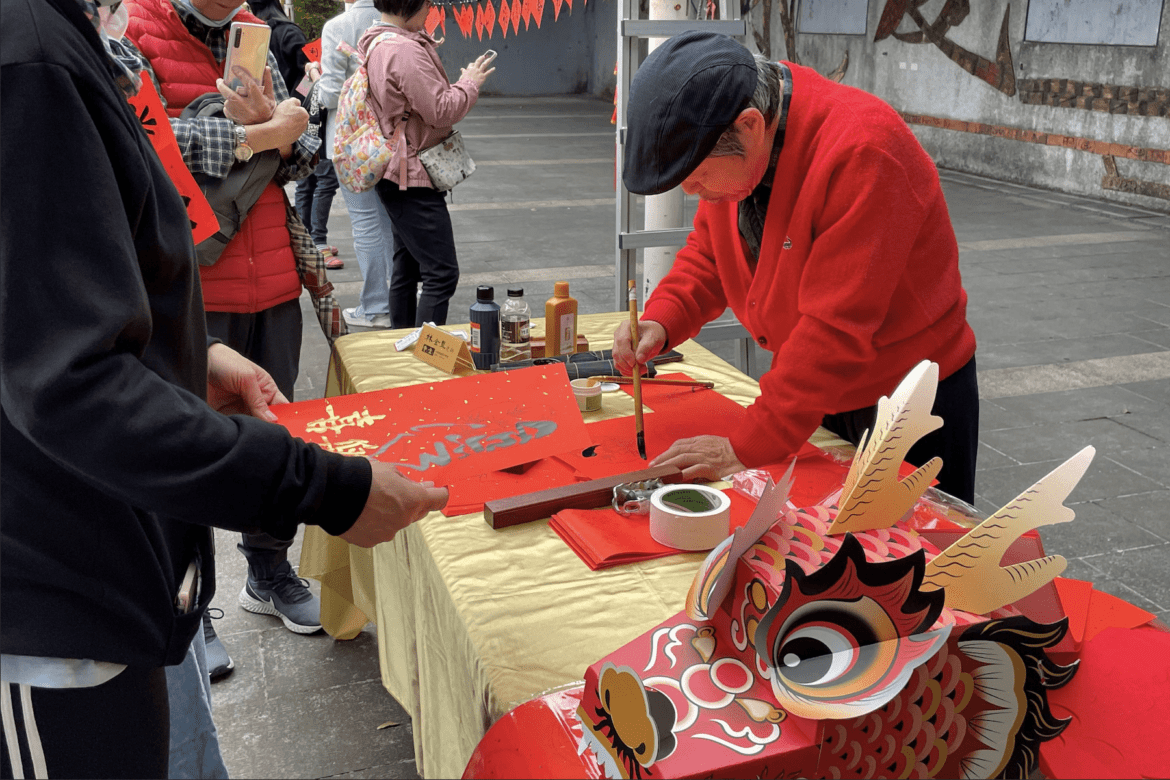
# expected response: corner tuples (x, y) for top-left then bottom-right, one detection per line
(125, 0), (302, 313)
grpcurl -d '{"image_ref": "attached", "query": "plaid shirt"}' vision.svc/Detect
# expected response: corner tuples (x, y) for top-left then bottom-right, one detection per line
(137, 3), (320, 183)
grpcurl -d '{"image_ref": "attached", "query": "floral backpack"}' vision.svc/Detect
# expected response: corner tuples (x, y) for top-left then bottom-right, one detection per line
(331, 32), (401, 193)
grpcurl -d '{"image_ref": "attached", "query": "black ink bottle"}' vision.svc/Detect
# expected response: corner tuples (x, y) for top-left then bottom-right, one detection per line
(470, 285), (501, 370)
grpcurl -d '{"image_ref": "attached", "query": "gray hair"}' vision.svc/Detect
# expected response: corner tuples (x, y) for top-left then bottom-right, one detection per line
(708, 55), (783, 158)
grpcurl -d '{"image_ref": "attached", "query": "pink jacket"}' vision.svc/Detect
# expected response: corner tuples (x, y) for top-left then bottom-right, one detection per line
(358, 25), (480, 189)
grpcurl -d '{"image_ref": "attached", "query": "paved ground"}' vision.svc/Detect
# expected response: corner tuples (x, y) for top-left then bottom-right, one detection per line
(205, 95), (1170, 779)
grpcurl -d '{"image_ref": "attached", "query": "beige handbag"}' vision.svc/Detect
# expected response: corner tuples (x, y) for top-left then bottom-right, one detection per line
(417, 130), (476, 191)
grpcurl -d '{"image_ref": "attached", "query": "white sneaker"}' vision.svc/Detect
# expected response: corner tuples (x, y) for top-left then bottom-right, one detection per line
(343, 307), (392, 329)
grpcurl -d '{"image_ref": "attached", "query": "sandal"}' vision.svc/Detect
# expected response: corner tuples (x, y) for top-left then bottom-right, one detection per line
(325, 255), (344, 270)
(321, 245), (340, 256)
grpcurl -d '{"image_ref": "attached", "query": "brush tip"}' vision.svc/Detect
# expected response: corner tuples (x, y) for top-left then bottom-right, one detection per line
(637, 432), (646, 460)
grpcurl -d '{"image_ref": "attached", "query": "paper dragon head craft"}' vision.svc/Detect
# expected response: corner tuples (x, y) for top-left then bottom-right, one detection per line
(467, 361), (1097, 780)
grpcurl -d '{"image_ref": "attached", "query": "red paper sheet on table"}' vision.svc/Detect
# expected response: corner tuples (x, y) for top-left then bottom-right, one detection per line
(442, 457), (580, 517)
(558, 375), (750, 479)
(550, 489), (757, 570)
(272, 364), (590, 486)
(126, 74), (218, 244)
(1040, 624), (1170, 780)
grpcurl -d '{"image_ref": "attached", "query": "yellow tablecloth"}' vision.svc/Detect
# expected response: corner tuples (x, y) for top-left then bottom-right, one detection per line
(299, 312), (848, 778)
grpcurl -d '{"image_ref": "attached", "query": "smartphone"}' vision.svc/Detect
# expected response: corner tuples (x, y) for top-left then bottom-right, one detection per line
(223, 21), (271, 90)
(175, 560), (199, 614)
(483, 49), (498, 65)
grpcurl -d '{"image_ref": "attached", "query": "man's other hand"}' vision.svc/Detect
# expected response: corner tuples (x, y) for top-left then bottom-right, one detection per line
(218, 66), (277, 125)
(340, 464), (449, 548)
(612, 319), (667, 377)
(650, 434), (745, 481)
(207, 342), (287, 421)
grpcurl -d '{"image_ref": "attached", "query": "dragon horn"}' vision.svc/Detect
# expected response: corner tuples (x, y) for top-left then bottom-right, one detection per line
(829, 360), (944, 534)
(921, 446), (1095, 614)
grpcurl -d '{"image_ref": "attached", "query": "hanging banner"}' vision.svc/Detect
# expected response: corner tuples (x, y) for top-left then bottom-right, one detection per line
(126, 74), (218, 245)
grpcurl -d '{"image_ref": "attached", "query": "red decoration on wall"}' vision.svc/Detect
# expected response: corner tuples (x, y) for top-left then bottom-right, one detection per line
(455, 4), (475, 37)
(511, 0), (521, 34)
(483, 0), (496, 39)
(497, 0), (510, 37)
(475, 2), (485, 39)
(301, 38), (321, 63)
(126, 74), (218, 245)
(521, 0), (533, 28)
(534, 0), (544, 27)
(424, 5), (442, 37)
(438, 5), (446, 35)
(564, 0), (572, 12)
(551, 0), (562, 21)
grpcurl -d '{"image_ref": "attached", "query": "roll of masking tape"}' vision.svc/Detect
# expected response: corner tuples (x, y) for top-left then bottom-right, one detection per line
(649, 485), (732, 551)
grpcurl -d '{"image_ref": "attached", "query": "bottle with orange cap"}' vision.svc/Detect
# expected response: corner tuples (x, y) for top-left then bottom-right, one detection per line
(544, 281), (578, 357)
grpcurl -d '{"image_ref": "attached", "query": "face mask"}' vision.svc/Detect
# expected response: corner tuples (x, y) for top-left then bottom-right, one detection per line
(172, 0), (243, 27)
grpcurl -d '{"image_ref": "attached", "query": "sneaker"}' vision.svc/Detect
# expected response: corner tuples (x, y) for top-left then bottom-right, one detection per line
(238, 560), (322, 634)
(343, 306), (392, 329)
(202, 608), (235, 681)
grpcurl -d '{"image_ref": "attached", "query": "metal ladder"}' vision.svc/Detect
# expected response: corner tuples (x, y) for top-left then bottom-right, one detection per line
(613, 1), (760, 377)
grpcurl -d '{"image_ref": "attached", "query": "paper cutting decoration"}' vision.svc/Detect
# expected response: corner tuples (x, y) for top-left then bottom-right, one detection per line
(923, 446), (1094, 615)
(126, 74), (218, 244)
(551, 0), (562, 20)
(510, 0), (521, 34)
(828, 360), (942, 535)
(482, 0), (496, 38)
(272, 365), (591, 486)
(497, 0), (510, 36)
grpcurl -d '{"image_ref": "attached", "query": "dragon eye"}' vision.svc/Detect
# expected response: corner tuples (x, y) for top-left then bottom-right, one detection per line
(771, 610), (878, 688)
(777, 626), (855, 685)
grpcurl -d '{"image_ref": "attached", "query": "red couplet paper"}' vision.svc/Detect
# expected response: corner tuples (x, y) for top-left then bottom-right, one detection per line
(126, 74), (218, 244)
(301, 38), (322, 63)
(550, 489), (757, 570)
(272, 364), (591, 487)
(1040, 625), (1170, 779)
(442, 457), (580, 517)
(558, 376), (749, 479)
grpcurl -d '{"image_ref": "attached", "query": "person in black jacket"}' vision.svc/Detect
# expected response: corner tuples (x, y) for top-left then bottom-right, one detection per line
(247, 0), (309, 95)
(0, 0), (447, 775)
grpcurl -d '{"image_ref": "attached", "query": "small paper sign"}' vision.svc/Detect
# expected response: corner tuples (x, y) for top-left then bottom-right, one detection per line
(413, 323), (475, 375)
(302, 38), (322, 63)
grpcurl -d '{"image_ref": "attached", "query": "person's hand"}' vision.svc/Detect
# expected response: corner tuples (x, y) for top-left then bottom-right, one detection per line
(459, 53), (496, 88)
(612, 319), (667, 377)
(206, 343), (288, 421)
(217, 66), (277, 125)
(650, 435), (745, 481)
(305, 61), (321, 83)
(340, 463), (449, 548)
(267, 97), (310, 147)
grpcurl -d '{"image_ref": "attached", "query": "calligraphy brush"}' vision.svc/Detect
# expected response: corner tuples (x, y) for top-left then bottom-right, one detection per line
(593, 376), (715, 390)
(627, 279), (646, 460)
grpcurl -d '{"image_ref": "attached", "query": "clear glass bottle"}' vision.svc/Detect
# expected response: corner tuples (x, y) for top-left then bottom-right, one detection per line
(500, 288), (532, 363)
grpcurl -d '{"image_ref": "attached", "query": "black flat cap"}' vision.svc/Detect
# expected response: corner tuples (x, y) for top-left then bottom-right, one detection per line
(623, 32), (757, 195)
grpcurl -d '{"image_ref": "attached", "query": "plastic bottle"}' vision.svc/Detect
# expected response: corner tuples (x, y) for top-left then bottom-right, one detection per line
(469, 285), (501, 369)
(500, 288), (532, 363)
(544, 281), (578, 358)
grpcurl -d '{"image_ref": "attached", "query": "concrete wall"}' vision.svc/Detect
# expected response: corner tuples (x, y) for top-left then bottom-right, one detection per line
(433, 0), (617, 96)
(749, 0), (1169, 213)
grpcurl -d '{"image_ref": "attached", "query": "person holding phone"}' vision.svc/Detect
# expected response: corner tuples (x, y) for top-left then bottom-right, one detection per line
(123, 0), (327, 703)
(2, 0), (448, 777)
(359, 0), (495, 328)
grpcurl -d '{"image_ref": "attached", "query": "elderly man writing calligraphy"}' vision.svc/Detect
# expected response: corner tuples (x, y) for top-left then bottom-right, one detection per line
(613, 32), (979, 502)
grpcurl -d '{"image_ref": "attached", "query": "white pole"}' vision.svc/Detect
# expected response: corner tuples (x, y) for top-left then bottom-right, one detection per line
(643, 0), (688, 301)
